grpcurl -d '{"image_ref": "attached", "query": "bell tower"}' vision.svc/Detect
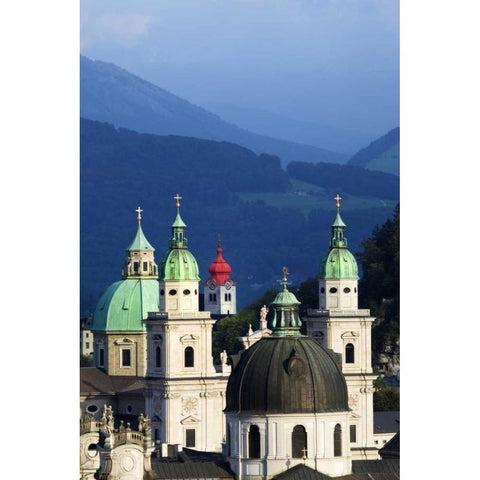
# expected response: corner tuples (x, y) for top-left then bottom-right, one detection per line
(204, 238), (237, 318)
(145, 195), (230, 453)
(305, 196), (377, 460)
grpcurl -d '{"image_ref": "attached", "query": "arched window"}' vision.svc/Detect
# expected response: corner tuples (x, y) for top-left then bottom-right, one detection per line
(334, 424), (342, 457)
(225, 293), (228, 301)
(345, 343), (355, 364)
(248, 425), (260, 458)
(155, 346), (161, 368)
(292, 425), (307, 458)
(213, 293), (217, 302)
(184, 346), (194, 367)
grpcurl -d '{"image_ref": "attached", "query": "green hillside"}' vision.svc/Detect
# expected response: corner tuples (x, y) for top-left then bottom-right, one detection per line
(347, 127), (399, 176)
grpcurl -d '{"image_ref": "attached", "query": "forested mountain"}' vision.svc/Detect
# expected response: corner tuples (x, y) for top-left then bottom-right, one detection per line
(347, 127), (399, 176)
(287, 161), (399, 200)
(81, 56), (346, 167)
(80, 119), (398, 316)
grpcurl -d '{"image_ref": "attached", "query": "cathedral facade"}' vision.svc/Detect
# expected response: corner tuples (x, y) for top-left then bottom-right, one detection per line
(81, 195), (389, 479)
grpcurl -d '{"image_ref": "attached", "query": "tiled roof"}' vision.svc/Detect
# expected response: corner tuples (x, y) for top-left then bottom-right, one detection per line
(374, 411), (400, 434)
(379, 432), (400, 459)
(352, 459), (400, 474)
(272, 464), (333, 480)
(80, 367), (145, 396)
(152, 461), (233, 479)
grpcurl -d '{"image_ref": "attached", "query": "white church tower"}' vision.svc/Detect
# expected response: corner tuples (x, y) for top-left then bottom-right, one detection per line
(203, 240), (237, 318)
(145, 195), (230, 453)
(305, 195), (378, 460)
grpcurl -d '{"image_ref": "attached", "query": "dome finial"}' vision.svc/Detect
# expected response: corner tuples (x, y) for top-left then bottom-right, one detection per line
(135, 206), (143, 223)
(282, 266), (289, 291)
(334, 194), (342, 210)
(174, 193), (182, 210)
(218, 233), (222, 247)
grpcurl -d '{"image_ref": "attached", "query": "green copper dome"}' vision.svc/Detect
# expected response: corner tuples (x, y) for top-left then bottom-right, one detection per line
(160, 248), (200, 281)
(319, 248), (358, 279)
(319, 198), (359, 279)
(159, 197), (200, 281)
(91, 278), (159, 332)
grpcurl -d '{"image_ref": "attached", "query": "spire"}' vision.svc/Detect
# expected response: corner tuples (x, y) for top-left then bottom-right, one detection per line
(123, 207), (157, 278)
(126, 206), (155, 251)
(330, 194), (347, 248)
(269, 267), (302, 336)
(170, 194), (188, 248)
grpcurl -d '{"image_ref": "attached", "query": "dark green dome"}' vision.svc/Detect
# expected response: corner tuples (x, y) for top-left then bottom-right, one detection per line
(225, 335), (349, 414)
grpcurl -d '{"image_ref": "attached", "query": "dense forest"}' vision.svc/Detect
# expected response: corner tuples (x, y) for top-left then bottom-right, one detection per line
(287, 161), (399, 200)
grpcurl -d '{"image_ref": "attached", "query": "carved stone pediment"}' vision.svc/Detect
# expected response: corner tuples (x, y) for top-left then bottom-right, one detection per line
(341, 331), (359, 339)
(179, 334), (199, 344)
(180, 415), (200, 425)
(113, 337), (134, 345)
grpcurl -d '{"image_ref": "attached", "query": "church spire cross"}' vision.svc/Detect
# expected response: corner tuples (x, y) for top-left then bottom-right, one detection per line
(282, 266), (289, 290)
(174, 194), (182, 209)
(136, 206), (143, 223)
(334, 194), (342, 209)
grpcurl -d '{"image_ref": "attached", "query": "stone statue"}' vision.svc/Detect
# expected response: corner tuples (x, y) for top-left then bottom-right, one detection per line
(138, 413), (145, 432)
(260, 305), (268, 321)
(220, 350), (227, 365)
(100, 404), (114, 435)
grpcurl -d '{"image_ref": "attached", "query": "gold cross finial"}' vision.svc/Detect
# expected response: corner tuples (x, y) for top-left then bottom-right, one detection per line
(302, 447), (308, 461)
(282, 266), (289, 290)
(174, 194), (182, 209)
(135, 206), (143, 223)
(334, 194), (342, 209)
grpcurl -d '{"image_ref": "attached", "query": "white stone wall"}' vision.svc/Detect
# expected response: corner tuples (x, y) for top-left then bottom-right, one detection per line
(319, 278), (358, 311)
(226, 412), (351, 479)
(145, 312), (229, 452)
(203, 283), (237, 315)
(159, 280), (200, 314)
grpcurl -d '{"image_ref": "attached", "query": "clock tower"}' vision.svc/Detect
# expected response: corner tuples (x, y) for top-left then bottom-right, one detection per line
(203, 240), (237, 318)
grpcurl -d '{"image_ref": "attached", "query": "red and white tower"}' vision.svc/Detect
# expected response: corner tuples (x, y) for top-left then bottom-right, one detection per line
(203, 241), (237, 317)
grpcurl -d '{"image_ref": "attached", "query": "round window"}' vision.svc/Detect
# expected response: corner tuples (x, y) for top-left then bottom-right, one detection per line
(329, 287), (337, 293)
(87, 444), (98, 458)
(183, 289), (191, 295)
(86, 404), (98, 414)
(160, 289), (165, 296)
(126, 405), (132, 413)
(195, 289), (198, 295)
(354, 287), (357, 293)
(169, 289), (177, 296)
(344, 287), (351, 293)
(320, 287), (325, 294)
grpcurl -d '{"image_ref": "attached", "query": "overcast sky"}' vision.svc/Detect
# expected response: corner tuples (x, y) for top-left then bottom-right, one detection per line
(80, 0), (399, 137)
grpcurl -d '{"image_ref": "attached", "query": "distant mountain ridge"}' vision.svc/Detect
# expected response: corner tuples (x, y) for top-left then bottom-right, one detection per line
(347, 127), (399, 176)
(80, 56), (347, 167)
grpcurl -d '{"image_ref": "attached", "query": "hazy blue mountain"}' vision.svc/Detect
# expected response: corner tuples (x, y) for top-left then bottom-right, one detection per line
(81, 119), (397, 317)
(81, 56), (347, 167)
(205, 103), (373, 155)
(347, 127), (400, 176)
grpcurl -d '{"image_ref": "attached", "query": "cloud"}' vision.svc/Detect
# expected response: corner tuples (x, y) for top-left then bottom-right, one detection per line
(82, 12), (155, 48)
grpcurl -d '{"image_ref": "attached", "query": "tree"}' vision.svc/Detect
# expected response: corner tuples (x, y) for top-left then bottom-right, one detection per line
(373, 376), (400, 411)
(357, 205), (399, 366)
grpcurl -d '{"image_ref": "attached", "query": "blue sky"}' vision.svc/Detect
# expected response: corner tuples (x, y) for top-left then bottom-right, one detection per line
(81, 0), (399, 138)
